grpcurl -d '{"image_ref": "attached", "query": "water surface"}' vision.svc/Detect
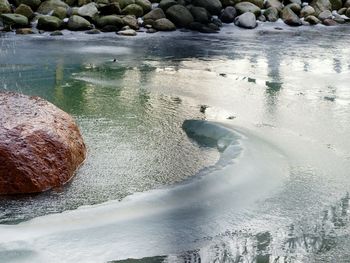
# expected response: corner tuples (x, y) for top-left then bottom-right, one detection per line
(0, 24), (350, 262)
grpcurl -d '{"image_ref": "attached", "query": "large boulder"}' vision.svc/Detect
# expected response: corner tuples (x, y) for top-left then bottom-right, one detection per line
(0, 0), (11, 14)
(329, 0), (342, 10)
(310, 0), (331, 15)
(37, 15), (63, 30)
(15, 0), (41, 10)
(265, 0), (283, 11)
(281, 6), (302, 25)
(67, 15), (92, 30)
(0, 92), (86, 195)
(143, 7), (165, 20)
(121, 3), (144, 16)
(0, 13), (29, 27)
(220, 6), (237, 23)
(153, 17), (176, 30)
(300, 5), (315, 17)
(15, 4), (34, 19)
(135, 0), (151, 13)
(96, 14), (124, 28)
(190, 6), (210, 23)
(234, 11), (257, 28)
(192, 0), (222, 15)
(37, 0), (69, 14)
(235, 2), (261, 16)
(264, 6), (279, 21)
(159, 0), (177, 11)
(166, 4), (194, 27)
(77, 2), (98, 18)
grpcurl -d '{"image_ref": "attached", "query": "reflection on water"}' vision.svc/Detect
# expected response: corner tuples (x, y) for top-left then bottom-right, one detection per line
(1, 25), (350, 262)
(112, 193), (350, 263)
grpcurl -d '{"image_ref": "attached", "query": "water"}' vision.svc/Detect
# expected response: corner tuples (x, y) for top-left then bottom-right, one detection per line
(0, 23), (350, 262)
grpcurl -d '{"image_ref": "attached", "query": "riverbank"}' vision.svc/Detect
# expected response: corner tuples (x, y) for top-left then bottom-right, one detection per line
(0, 0), (350, 36)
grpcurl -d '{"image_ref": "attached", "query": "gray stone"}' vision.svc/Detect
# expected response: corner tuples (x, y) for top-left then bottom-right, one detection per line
(329, 0), (342, 10)
(264, 6), (279, 21)
(96, 15), (124, 28)
(281, 6), (302, 25)
(117, 28), (137, 35)
(135, 0), (151, 12)
(190, 6), (210, 23)
(159, 0), (176, 11)
(85, 28), (101, 33)
(318, 9), (332, 19)
(304, 14), (320, 23)
(67, 15), (91, 30)
(235, 2), (261, 16)
(37, 0), (68, 14)
(234, 11), (257, 28)
(37, 15), (63, 30)
(300, 5), (315, 17)
(122, 14), (139, 29)
(52, 6), (66, 19)
(122, 3), (144, 16)
(0, 0), (11, 14)
(153, 17), (175, 30)
(117, 0), (134, 9)
(1, 13), (29, 27)
(166, 4), (194, 27)
(285, 3), (301, 14)
(257, 14), (266, 21)
(50, 29), (63, 34)
(310, 0), (331, 16)
(265, 0), (283, 11)
(16, 0), (41, 10)
(143, 8), (165, 20)
(78, 3), (98, 18)
(192, 0), (222, 15)
(323, 17), (337, 24)
(15, 4), (34, 19)
(220, 6), (237, 23)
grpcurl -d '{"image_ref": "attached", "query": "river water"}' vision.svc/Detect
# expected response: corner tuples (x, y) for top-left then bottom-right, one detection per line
(0, 23), (350, 263)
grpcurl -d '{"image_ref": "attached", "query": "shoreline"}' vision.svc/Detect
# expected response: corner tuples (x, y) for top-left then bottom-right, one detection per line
(1, 0), (350, 37)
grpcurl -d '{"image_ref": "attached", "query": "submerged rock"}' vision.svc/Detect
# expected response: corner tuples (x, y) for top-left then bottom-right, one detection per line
(0, 92), (86, 195)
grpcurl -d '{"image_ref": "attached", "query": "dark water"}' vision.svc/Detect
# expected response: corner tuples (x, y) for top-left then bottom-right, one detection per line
(0, 24), (350, 262)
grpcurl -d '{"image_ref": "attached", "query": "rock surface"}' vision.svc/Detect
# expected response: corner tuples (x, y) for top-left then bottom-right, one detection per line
(234, 11), (257, 28)
(0, 92), (86, 195)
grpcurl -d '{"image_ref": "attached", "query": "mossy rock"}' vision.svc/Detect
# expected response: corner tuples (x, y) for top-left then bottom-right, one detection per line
(37, 0), (68, 14)
(96, 14), (124, 27)
(121, 3), (143, 16)
(235, 1), (261, 16)
(0, 13), (29, 27)
(37, 15), (63, 30)
(135, 0), (151, 12)
(0, 0), (11, 14)
(118, 0), (135, 9)
(67, 15), (92, 30)
(15, 4), (34, 19)
(166, 4), (194, 27)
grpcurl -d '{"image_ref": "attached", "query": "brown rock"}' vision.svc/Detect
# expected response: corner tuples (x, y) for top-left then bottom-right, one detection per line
(0, 92), (86, 195)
